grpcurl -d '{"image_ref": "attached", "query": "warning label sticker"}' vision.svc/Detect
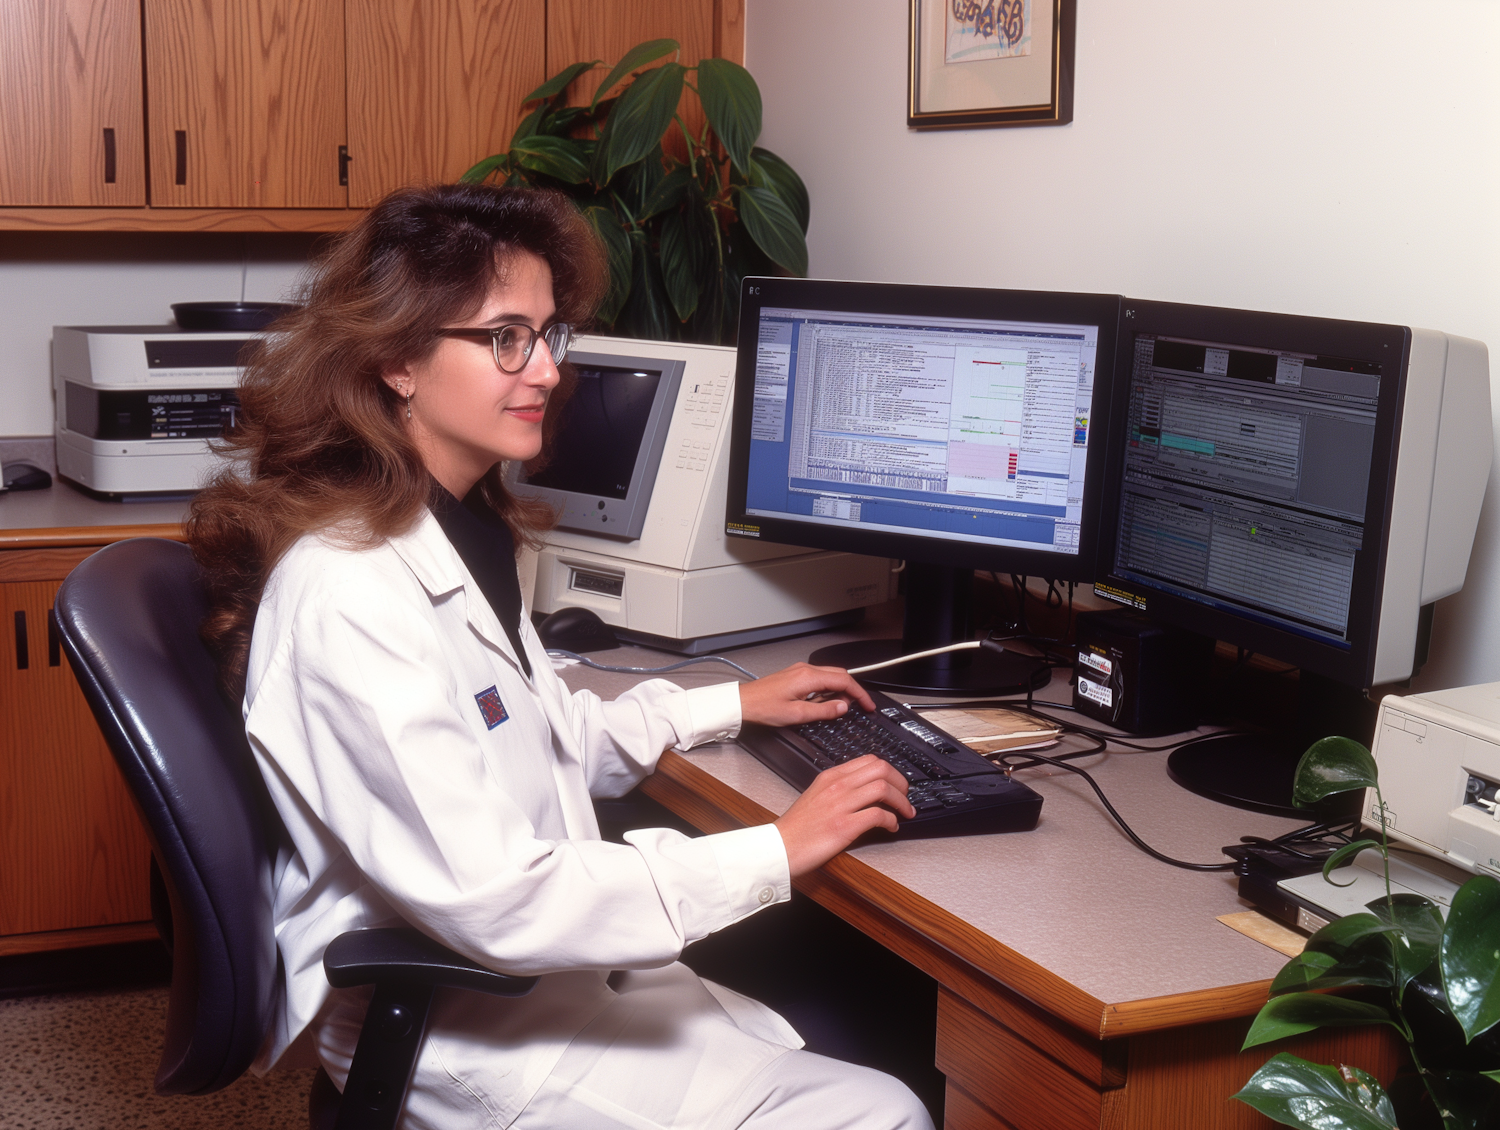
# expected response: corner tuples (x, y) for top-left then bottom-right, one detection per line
(1078, 651), (1112, 678)
(1077, 676), (1113, 709)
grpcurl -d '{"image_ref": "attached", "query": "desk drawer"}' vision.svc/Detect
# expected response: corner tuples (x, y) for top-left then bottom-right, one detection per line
(937, 989), (1103, 1130)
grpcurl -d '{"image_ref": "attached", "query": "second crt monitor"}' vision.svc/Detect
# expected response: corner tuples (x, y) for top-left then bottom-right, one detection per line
(511, 335), (894, 652)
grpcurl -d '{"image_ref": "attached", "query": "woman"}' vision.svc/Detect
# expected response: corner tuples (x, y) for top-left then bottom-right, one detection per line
(188, 183), (932, 1130)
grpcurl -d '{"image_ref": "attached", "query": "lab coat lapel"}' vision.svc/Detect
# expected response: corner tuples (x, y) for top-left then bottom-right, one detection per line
(388, 512), (531, 680)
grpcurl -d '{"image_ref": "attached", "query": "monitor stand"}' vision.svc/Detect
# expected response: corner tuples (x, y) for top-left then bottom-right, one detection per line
(807, 563), (1049, 697)
(1166, 672), (1375, 819)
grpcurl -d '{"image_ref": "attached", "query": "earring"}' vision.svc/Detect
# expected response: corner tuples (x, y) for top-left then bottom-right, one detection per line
(404, 387), (412, 420)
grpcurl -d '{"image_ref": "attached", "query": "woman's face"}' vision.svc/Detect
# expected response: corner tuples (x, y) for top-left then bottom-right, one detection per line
(387, 251), (560, 499)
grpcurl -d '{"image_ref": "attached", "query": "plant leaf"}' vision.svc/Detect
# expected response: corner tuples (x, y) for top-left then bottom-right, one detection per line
(696, 57), (761, 176)
(522, 60), (600, 106)
(1320, 839), (1386, 885)
(1368, 893), (1444, 993)
(1242, 992), (1396, 1050)
(511, 135), (592, 184)
(582, 205), (631, 325)
(733, 183), (808, 276)
(640, 164), (693, 221)
(510, 105), (546, 146)
(620, 229), (674, 341)
(460, 153), (510, 185)
(1441, 873), (1500, 1042)
(596, 63), (685, 184)
(1293, 736), (1379, 807)
(1233, 1054), (1397, 1130)
(538, 105), (596, 137)
(658, 210), (699, 322)
(750, 147), (810, 234)
(591, 39), (680, 110)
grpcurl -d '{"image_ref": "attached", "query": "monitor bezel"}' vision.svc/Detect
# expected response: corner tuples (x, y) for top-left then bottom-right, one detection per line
(1093, 298), (1412, 689)
(509, 349), (685, 541)
(725, 277), (1122, 582)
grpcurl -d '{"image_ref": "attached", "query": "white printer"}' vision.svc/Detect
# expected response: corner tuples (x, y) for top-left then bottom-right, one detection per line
(1274, 683), (1500, 931)
(53, 324), (251, 494)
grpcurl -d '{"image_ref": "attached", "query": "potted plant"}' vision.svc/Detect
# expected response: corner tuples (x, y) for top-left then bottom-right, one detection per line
(463, 39), (809, 345)
(1235, 736), (1500, 1129)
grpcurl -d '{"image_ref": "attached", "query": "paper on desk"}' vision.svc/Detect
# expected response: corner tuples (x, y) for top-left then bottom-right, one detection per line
(920, 707), (1061, 755)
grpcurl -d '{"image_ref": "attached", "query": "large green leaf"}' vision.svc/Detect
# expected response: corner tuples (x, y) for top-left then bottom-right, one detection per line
(511, 135), (592, 184)
(640, 164), (693, 220)
(1242, 992), (1396, 1050)
(617, 147), (667, 217)
(1441, 874), (1500, 1042)
(619, 230), (674, 341)
(696, 57), (761, 176)
(1234, 1054), (1397, 1130)
(1293, 736), (1379, 808)
(733, 184), (808, 276)
(460, 153), (510, 184)
(750, 147), (809, 234)
(1320, 839), (1386, 886)
(1368, 893), (1444, 993)
(582, 205), (631, 325)
(1270, 912), (1398, 997)
(658, 210), (699, 322)
(510, 105), (546, 146)
(522, 60), (600, 106)
(596, 63), (685, 184)
(538, 105), (597, 138)
(591, 39), (679, 110)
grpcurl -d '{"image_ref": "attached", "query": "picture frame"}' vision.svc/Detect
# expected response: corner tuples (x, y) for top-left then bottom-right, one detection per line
(908, 0), (1075, 129)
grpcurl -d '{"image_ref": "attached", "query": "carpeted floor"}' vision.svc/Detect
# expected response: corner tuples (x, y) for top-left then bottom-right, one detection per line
(0, 986), (315, 1129)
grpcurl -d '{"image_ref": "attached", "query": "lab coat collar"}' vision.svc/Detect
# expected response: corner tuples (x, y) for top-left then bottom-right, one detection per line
(387, 510), (532, 679)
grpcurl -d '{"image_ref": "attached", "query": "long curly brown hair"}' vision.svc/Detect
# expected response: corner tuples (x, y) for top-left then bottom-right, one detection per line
(187, 183), (608, 697)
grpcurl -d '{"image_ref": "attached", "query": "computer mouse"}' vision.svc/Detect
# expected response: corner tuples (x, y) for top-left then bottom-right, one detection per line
(537, 606), (620, 653)
(2, 462), (52, 491)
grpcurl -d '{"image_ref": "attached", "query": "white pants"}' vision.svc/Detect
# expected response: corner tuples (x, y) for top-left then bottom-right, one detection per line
(316, 963), (934, 1130)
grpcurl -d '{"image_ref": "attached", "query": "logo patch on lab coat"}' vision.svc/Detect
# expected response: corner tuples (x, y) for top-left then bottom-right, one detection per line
(474, 685), (509, 729)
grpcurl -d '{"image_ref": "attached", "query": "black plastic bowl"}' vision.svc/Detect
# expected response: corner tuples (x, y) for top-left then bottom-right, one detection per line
(171, 301), (300, 331)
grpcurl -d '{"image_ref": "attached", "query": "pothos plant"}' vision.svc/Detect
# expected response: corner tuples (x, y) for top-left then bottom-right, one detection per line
(462, 39), (809, 345)
(1235, 736), (1500, 1130)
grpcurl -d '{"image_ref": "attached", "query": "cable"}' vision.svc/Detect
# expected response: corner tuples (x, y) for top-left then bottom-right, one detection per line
(846, 639), (982, 675)
(547, 650), (759, 681)
(1002, 752), (1238, 871)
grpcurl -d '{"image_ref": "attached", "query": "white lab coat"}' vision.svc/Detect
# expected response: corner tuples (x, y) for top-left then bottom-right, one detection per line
(243, 510), (797, 1125)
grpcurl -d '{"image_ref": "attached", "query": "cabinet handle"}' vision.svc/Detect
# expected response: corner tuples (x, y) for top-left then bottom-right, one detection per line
(175, 130), (187, 185)
(48, 608), (61, 667)
(103, 128), (117, 184)
(339, 145), (351, 187)
(14, 610), (28, 670)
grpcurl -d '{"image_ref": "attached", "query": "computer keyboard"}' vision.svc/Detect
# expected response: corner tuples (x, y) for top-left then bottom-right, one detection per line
(737, 686), (1043, 838)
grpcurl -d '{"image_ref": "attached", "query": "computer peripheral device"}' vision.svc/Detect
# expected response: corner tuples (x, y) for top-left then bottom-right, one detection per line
(2, 461), (52, 491)
(726, 279), (1121, 697)
(1071, 608), (1213, 733)
(536, 606), (620, 652)
(737, 686), (1044, 838)
(1092, 300), (1491, 814)
(511, 336), (896, 654)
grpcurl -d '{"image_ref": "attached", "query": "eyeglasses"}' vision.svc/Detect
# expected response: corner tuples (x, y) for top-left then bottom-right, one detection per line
(436, 322), (575, 374)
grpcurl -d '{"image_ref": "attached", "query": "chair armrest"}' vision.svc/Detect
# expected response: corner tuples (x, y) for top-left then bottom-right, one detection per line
(324, 928), (537, 997)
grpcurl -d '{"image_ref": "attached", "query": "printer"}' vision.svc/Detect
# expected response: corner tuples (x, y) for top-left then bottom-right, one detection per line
(53, 324), (250, 494)
(1266, 683), (1500, 932)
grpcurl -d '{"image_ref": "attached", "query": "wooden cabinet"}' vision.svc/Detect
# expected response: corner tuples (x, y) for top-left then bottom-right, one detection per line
(0, 0), (147, 207)
(0, 0), (741, 231)
(346, 0), (547, 207)
(144, 0), (348, 209)
(0, 551), (153, 952)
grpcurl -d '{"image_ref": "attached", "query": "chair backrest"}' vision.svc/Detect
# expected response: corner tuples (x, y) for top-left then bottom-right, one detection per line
(55, 538), (280, 1095)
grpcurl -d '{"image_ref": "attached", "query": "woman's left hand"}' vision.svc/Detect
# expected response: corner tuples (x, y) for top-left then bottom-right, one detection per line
(738, 662), (877, 729)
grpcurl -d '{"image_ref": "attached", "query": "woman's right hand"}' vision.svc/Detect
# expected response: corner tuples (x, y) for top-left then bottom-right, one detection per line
(773, 755), (916, 877)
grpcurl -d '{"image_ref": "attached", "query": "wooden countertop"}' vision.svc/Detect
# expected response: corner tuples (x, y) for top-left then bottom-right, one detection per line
(0, 483), (189, 548)
(557, 607), (1301, 1041)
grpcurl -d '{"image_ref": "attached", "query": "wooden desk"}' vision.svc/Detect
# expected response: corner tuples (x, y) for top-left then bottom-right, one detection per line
(558, 616), (1404, 1130)
(0, 485), (186, 955)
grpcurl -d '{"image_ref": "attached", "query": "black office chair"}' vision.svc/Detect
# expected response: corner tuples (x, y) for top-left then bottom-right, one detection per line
(55, 537), (537, 1130)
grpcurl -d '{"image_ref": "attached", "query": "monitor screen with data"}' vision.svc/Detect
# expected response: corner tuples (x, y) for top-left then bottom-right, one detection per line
(726, 279), (1121, 580)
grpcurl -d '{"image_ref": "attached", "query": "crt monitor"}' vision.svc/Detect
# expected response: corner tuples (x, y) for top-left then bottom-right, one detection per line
(1093, 298), (1491, 813)
(726, 277), (1121, 694)
(509, 349), (685, 541)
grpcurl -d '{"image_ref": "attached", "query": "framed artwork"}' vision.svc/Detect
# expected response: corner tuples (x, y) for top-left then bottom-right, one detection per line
(908, 0), (1075, 129)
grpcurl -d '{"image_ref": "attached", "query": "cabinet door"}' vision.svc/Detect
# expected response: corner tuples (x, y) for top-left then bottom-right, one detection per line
(0, 581), (151, 936)
(144, 0), (347, 208)
(346, 0), (546, 206)
(0, 0), (146, 206)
